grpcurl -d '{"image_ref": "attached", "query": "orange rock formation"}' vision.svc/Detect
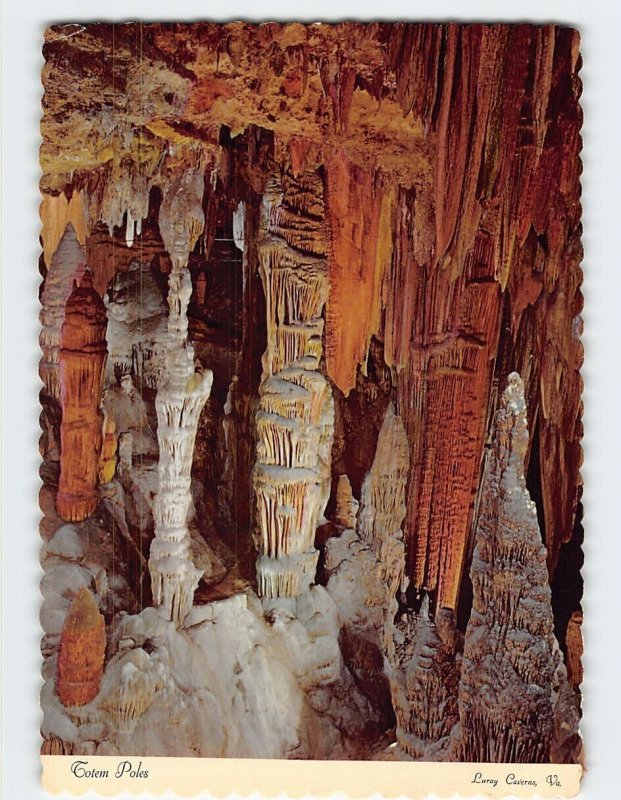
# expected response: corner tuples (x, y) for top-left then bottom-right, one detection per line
(57, 587), (106, 707)
(57, 270), (108, 521)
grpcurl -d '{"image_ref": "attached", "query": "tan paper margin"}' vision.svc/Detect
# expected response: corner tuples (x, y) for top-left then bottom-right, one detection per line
(41, 756), (582, 798)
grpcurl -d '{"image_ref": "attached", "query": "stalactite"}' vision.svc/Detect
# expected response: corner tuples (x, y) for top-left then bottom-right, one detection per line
(385, 192), (504, 611)
(40, 23), (583, 630)
(148, 162), (213, 626)
(39, 224), (87, 399)
(57, 587), (106, 707)
(456, 373), (569, 763)
(40, 190), (89, 269)
(57, 270), (108, 522)
(253, 170), (333, 601)
(324, 153), (391, 396)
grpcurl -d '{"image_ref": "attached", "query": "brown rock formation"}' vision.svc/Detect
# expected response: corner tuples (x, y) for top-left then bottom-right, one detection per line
(334, 474), (358, 530)
(565, 610), (584, 691)
(456, 373), (576, 762)
(57, 587), (106, 707)
(57, 270), (108, 521)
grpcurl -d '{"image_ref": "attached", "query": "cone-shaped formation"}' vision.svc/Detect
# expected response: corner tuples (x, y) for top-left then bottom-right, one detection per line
(57, 270), (108, 521)
(385, 600), (460, 758)
(356, 405), (460, 757)
(457, 372), (563, 762)
(57, 587), (106, 707)
(149, 170), (212, 625)
(357, 404), (409, 582)
(253, 171), (334, 600)
(40, 223), (86, 398)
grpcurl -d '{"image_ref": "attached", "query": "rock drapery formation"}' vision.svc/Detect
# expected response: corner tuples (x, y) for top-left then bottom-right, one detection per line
(57, 270), (108, 522)
(39, 22), (583, 764)
(456, 373), (575, 763)
(57, 587), (106, 707)
(253, 170), (334, 601)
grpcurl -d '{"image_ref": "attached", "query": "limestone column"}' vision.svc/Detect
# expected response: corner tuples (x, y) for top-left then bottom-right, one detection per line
(57, 269), (107, 521)
(148, 157), (213, 625)
(253, 170), (334, 601)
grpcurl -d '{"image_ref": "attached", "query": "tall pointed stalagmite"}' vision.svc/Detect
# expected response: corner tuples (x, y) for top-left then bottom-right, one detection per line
(456, 372), (567, 762)
(57, 269), (108, 521)
(253, 170), (334, 602)
(148, 157), (213, 625)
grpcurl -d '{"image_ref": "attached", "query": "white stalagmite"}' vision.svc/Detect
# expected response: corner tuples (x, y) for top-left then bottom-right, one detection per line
(148, 156), (213, 626)
(253, 171), (333, 602)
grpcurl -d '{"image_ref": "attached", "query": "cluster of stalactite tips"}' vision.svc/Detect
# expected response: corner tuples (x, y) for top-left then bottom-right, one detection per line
(39, 22), (583, 763)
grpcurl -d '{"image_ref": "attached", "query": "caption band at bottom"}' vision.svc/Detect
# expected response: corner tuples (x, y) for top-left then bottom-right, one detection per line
(42, 755), (582, 798)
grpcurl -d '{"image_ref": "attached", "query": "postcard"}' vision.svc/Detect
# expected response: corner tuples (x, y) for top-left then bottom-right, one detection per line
(38, 22), (583, 798)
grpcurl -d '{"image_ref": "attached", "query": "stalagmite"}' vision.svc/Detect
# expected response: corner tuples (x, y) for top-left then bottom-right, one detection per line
(148, 163), (213, 626)
(57, 270), (108, 522)
(57, 587), (106, 707)
(102, 374), (157, 458)
(357, 404), (409, 586)
(335, 475), (358, 529)
(456, 372), (567, 763)
(99, 649), (167, 730)
(98, 413), (118, 485)
(253, 170), (334, 601)
(40, 224), (87, 399)
(385, 599), (460, 758)
(565, 610), (584, 691)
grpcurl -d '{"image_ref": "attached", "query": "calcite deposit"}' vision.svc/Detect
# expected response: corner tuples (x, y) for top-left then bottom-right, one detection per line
(40, 22), (583, 764)
(454, 374), (581, 764)
(253, 170), (334, 601)
(57, 270), (108, 522)
(57, 587), (106, 707)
